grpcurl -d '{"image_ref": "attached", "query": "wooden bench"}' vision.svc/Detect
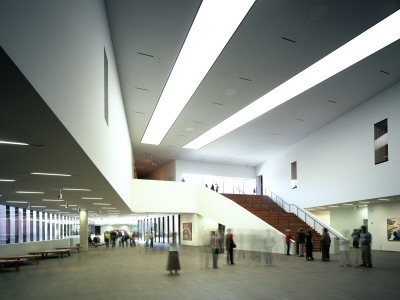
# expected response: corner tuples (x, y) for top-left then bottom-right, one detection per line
(0, 259), (24, 271)
(56, 246), (82, 253)
(29, 249), (71, 258)
(0, 255), (42, 265)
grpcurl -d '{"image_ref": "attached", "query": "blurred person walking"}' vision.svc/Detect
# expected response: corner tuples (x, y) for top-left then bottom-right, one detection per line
(263, 229), (275, 266)
(359, 225), (372, 268)
(226, 229), (236, 265)
(211, 231), (221, 269)
(110, 231), (117, 248)
(104, 231), (110, 248)
(167, 233), (180, 275)
(298, 228), (306, 257)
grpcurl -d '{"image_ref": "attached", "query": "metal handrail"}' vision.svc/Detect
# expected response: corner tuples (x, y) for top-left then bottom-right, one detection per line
(263, 187), (346, 240)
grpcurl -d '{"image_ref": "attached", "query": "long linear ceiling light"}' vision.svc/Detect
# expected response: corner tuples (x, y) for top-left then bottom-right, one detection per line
(0, 140), (29, 146)
(184, 9), (400, 149)
(31, 172), (71, 176)
(141, 0), (255, 145)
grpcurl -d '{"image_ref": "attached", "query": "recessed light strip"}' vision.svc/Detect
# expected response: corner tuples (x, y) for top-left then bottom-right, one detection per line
(42, 199), (64, 202)
(16, 191), (44, 194)
(184, 10), (400, 149)
(141, 0), (255, 145)
(31, 172), (71, 177)
(0, 140), (29, 146)
(0, 179), (16, 182)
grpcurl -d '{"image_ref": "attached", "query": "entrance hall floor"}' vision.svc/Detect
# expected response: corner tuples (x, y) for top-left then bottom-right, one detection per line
(1, 244), (399, 299)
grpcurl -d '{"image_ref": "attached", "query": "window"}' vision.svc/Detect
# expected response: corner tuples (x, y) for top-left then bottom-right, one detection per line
(0, 204), (78, 244)
(182, 173), (256, 194)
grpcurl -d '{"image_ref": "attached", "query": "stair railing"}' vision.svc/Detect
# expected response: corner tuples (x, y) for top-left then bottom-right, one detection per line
(264, 188), (345, 240)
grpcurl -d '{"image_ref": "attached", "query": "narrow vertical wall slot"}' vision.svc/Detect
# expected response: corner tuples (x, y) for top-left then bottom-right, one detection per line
(291, 161), (297, 189)
(374, 119), (388, 164)
(104, 48), (109, 126)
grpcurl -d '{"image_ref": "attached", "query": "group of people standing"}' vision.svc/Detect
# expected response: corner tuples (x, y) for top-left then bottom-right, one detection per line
(285, 228), (317, 261)
(210, 229), (235, 269)
(205, 183), (219, 192)
(103, 230), (137, 248)
(285, 225), (372, 267)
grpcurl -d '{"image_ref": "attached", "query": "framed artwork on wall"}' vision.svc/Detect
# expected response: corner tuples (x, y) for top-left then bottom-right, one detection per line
(387, 218), (400, 241)
(183, 222), (192, 241)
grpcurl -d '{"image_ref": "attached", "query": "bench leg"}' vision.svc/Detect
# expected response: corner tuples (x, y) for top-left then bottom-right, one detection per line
(15, 264), (19, 272)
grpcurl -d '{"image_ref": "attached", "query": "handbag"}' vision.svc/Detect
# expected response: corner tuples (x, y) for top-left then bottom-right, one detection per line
(232, 243), (236, 248)
(215, 248), (219, 254)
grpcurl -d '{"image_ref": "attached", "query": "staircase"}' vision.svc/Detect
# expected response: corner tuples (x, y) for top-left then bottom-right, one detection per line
(222, 193), (322, 252)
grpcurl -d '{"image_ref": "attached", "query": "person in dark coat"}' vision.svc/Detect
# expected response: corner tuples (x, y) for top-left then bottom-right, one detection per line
(321, 228), (331, 261)
(305, 229), (314, 261)
(167, 233), (180, 274)
(298, 228), (306, 257)
(351, 229), (360, 248)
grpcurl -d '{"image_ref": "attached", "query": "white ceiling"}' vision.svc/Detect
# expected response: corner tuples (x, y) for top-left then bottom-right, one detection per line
(105, 0), (400, 178)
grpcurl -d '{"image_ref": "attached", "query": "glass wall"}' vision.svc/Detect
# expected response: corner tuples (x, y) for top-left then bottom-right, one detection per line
(137, 214), (180, 244)
(0, 204), (79, 245)
(182, 173), (256, 194)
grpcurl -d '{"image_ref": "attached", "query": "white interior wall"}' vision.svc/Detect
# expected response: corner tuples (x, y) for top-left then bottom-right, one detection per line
(180, 213), (197, 246)
(131, 179), (288, 253)
(0, 0), (132, 204)
(131, 180), (196, 213)
(329, 207), (368, 239)
(176, 160), (256, 182)
(180, 214), (220, 247)
(369, 202), (400, 251)
(196, 215), (219, 246)
(257, 81), (400, 208)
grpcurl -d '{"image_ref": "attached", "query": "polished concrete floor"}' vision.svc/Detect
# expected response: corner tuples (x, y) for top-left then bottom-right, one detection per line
(0, 243), (399, 300)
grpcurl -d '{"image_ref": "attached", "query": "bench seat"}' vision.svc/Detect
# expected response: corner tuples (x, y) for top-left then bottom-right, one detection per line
(0, 255), (42, 264)
(29, 249), (71, 258)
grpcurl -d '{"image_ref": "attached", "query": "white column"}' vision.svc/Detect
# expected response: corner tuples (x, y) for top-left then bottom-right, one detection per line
(80, 210), (88, 252)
